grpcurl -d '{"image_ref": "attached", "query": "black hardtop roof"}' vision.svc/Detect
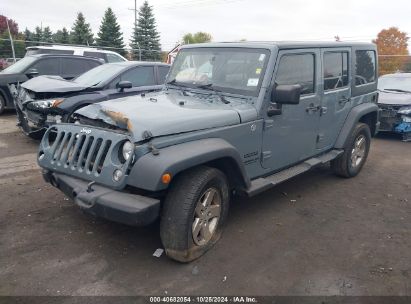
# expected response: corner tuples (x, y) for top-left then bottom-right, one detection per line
(181, 41), (376, 50)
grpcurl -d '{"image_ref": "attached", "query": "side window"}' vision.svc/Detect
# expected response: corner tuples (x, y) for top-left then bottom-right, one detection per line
(120, 66), (156, 87)
(31, 58), (60, 75)
(158, 66), (170, 84)
(108, 77), (120, 89)
(106, 53), (125, 63)
(84, 51), (107, 62)
(323, 52), (349, 90)
(61, 58), (90, 76)
(86, 60), (101, 70)
(355, 50), (376, 86)
(276, 53), (315, 95)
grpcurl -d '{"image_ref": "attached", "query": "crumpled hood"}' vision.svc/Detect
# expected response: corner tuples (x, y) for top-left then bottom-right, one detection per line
(21, 75), (87, 93)
(75, 91), (250, 141)
(378, 91), (411, 106)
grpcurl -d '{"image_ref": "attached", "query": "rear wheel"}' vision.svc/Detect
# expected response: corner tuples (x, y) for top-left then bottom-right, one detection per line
(0, 95), (5, 114)
(331, 123), (371, 177)
(160, 166), (230, 262)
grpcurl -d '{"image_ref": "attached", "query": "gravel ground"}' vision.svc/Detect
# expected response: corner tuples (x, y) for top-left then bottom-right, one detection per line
(0, 111), (410, 296)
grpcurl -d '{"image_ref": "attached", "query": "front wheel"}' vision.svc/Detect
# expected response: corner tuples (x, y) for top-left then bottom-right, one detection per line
(331, 122), (371, 177)
(160, 166), (230, 262)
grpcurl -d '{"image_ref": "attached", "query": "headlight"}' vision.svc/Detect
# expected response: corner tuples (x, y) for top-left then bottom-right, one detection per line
(121, 141), (134, 162)
(398, 106), (411, 115)
(28, 98), (64, 110)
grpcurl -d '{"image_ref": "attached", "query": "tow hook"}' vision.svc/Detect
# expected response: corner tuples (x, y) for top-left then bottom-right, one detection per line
(87, 181), (96, 193)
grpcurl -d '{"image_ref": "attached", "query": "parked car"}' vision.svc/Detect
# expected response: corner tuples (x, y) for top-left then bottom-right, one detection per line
(26, 46), (127, 63)
(15, 61), (170, 139)
(38, 42), (379, 262)
(377, 73), (411, 141)
(0, 54), (103, 114)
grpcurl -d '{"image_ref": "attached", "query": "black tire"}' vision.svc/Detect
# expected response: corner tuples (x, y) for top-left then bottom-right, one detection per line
(331, 123), (371, 178)
(0, 94), (5, 115)
(160, 166), (230, 263)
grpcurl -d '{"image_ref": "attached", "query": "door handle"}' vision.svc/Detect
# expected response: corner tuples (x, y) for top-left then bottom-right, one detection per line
(339, 97), (351, 105)
(306, 104), (320, 113)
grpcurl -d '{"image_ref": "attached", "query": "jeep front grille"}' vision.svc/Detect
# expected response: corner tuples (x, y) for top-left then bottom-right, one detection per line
(39, 124), (133, 189)
(50, 131), (112, 175)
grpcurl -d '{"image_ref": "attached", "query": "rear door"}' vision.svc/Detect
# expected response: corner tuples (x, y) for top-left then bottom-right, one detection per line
(317, 48), (351, 150)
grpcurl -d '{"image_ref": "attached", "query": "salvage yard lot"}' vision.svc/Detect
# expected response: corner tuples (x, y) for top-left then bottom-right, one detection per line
(0, 111), (410, 296)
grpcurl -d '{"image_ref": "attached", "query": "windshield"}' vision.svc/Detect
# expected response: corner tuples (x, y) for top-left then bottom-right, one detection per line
(167, 47), (270, 96)
(1, 56), (37, 74)
(73, 64), (125, 87)
(378, 76), (411, 92)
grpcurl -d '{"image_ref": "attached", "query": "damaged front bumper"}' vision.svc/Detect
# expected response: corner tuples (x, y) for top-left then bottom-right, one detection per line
(43, 170), (161, 226)
(14, 90), (62, 138)
(378, 104), (411, 141)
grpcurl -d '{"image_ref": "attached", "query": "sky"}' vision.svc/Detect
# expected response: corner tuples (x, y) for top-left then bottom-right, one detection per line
(2, 0), (411, 52)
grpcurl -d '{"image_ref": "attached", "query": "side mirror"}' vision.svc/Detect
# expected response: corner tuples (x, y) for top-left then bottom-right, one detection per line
(117, 81), (132, 92)
(272, 84), (302, 105)
(26, 68), (39, 78)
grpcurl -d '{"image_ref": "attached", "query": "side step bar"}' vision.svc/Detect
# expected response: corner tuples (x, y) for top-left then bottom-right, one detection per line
(245, 149), (343, 197)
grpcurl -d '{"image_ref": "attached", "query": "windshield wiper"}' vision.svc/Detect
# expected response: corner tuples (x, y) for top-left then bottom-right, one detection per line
(196, 83), (230, 104)
(383, 88), (411, 93)
(165, 79), (190, 95)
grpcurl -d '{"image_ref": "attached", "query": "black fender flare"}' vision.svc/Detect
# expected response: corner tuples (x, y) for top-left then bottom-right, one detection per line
(127, 138), (250, 191)
(334, 102), (379, 149)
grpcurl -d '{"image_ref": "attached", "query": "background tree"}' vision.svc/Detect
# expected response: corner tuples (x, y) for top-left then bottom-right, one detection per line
(32, 26), (43, 43)
(96, 8), (125, 55)
(182, 32), (212, 44)
(42, 26), (53, 43)
(0, 15), (19, 36)
(130, 1), (161, 61)
(53, 27), (70, 44)
(70, 12), (94, 45)
(373, 27), (409, 75)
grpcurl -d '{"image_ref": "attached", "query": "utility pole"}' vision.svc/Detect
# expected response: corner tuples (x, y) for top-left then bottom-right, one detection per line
(128, 0), (137, 28)
(6, 19), (16, 63)
(128, 0), (141, 61)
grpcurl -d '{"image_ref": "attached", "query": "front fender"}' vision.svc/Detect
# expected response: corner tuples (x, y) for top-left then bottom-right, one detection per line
(127, 138), (249, 191)
(334, 102), (379, 149)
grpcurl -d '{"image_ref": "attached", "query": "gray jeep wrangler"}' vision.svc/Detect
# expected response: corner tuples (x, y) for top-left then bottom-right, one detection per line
(38, 42), (379, 262)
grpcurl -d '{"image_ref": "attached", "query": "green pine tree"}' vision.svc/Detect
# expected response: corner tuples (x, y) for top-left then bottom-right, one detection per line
(42, 26), (53, 43)
(32, 26), (43, 43)
(70, 12), (94, 45)
(96, 8), (125, 56)
(24, 28), (33, 47)
(53, 28), (70, 44)
(130, 1), (161, 61)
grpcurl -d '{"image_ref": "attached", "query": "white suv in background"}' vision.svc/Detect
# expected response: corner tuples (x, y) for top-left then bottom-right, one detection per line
(25, 46), (127, 63)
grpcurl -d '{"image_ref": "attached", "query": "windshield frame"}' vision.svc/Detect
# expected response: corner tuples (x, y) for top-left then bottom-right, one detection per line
(73, 63), (126, 87)
(166, 47), (271, 97)
(1, 56), (37, 74)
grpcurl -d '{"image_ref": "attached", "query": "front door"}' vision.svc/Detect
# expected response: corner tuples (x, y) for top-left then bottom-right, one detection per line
(317, 48), (352, 150)
(261, 49), (321, 171)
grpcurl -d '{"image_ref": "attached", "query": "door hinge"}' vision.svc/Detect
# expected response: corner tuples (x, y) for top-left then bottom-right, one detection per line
(264, 119), (274, 130)
(262, 151), (272, 160)
(317, 134), (324, 143)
